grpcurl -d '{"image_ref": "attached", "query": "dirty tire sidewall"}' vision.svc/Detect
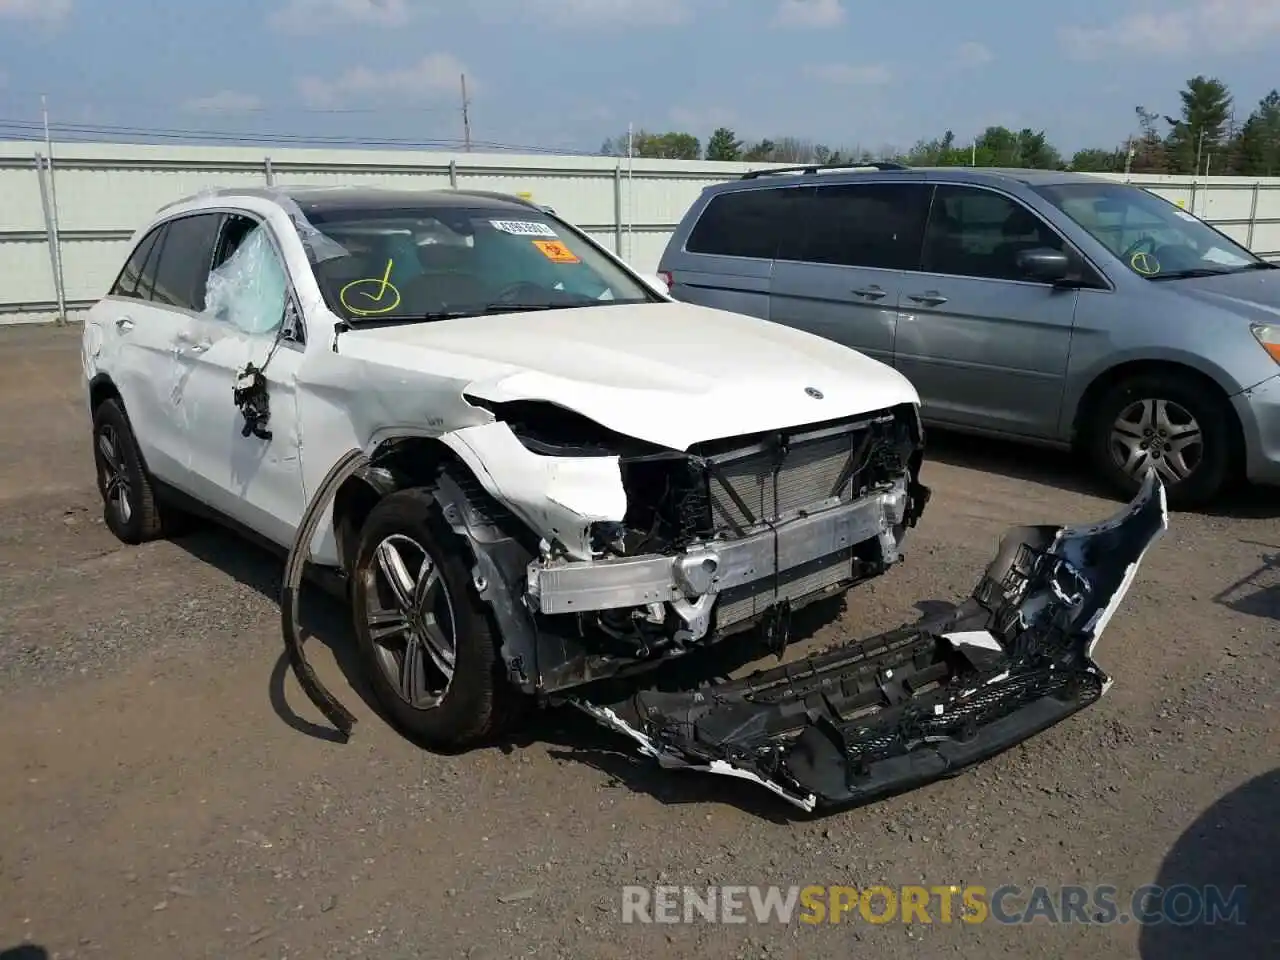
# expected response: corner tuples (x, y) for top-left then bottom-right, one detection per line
(1086, 373), (1233, 509)
(351, 487), (508, 752)
(92, 398), (164, 544)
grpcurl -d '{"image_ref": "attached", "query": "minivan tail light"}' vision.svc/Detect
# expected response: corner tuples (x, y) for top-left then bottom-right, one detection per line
(1250, 323), (1280, 364)
(658, 270), (673, 290)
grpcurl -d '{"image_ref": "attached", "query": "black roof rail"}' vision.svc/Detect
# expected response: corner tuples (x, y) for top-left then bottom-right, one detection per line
(740, 160), (909, 180)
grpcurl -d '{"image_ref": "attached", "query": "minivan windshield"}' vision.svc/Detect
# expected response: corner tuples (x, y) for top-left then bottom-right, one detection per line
(298, 202), (656, 322)
(1034, 181), (1268, 280)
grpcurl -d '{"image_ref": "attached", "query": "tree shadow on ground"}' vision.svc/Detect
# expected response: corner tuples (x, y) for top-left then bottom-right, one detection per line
(924, 427), (1280, 520)
(1139, 768), (1279, 959)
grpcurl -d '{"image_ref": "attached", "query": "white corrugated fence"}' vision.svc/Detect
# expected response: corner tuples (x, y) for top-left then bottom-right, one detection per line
(3, 139), (1280, 325)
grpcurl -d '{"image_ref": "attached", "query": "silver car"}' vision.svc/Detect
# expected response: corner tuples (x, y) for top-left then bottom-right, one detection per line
(657, 163), (1280, 508)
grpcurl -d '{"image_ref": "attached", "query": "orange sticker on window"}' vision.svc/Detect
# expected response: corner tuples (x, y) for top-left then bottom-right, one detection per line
(532, 239), (580, 263)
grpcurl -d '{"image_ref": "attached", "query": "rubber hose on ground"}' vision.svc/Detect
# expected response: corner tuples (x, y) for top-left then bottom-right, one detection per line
(281, 447), (369, 740)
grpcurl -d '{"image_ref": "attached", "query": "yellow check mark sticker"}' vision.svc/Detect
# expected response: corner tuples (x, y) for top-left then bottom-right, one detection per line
(340, 259), (402, 316)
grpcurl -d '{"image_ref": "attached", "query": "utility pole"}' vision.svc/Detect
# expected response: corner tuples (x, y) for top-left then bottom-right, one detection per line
(41, 95), (67, 326)
(460, 73), (471, 152)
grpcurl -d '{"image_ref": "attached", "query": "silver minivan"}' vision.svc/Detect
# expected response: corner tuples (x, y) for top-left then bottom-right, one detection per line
(657, 163), (1280, 508)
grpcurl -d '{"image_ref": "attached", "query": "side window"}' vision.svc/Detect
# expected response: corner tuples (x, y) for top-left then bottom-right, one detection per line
(922, 185), (1066, 282)
(685, 187), (807, 260)
(795, 183), (931, 270)
(150, 213), (222, 311)
(204, 215), (290, 337)
(109, 226), (163, 299)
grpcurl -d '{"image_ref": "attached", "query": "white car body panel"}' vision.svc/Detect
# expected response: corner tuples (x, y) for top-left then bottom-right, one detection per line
(84, 188), (920, 568)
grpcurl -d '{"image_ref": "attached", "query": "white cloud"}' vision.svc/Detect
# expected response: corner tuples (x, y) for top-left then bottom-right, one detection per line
(504, 0), (690, 26)
(269, 0), (413, 32)
(803, 62), (892, 85)
(183, 90), (264, 113)
(1059, 0), (1280, 58)
(773, 0), (843, 27)
(955, 41), (993, 67)
(0, 0), (72, 22)
(297, 53), (469, 107)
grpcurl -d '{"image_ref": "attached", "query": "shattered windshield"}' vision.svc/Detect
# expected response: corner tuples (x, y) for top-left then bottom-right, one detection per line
(1035, 181), (1266, 280)
(297, 203), (656, 322)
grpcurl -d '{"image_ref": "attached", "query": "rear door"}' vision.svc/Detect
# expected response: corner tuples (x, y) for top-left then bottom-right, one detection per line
(768, 181), (931, 367)
(97, 214), (223, 498)
(894, 183), (1087, 438)
(665, 185), (805, 321)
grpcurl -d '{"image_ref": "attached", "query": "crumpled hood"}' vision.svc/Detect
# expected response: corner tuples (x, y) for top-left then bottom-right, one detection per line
(343, 302), (918, 449)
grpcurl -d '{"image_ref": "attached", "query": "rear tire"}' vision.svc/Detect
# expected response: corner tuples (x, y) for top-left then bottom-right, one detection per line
(350, 487), (513, 751)
(92, 399), (166, 544)
(1084, 372), (1235, 509)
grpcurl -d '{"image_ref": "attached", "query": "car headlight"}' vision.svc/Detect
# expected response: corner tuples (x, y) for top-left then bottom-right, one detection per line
(1251, 323), (1280, 364)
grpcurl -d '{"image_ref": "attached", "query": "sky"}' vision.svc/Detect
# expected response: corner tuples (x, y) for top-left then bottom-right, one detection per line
(2, 0), (1280, 157)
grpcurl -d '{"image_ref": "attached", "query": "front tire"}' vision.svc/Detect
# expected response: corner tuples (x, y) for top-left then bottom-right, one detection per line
(92, 399), (165, 544)
(350, 487), (512, 751)
(1084, 373), (1235, 509)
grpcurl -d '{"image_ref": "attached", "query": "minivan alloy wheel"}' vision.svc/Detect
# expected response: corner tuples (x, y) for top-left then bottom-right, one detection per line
(1108, 397), (1203, 485)
(364, 533), (458, 710)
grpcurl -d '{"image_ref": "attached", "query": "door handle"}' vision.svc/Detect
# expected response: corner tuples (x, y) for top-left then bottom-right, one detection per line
(908, 292), (948, 306)
(114, 315), (134, 332)
(851, 285), (887, 300)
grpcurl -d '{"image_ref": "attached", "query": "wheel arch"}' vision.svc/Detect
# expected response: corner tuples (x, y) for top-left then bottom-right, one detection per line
(330, 435), (528, 576)
(88, 372), (123, 415)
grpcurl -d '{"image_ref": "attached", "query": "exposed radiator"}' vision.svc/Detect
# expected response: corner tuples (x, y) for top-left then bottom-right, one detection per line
(707, 429), (863, 534)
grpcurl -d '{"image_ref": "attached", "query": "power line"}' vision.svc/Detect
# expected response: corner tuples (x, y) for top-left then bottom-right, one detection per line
(0, 117), (604, 156)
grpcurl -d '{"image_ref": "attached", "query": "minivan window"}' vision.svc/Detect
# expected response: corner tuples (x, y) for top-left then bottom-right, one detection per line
(922, 185), (1067, 282)
(1035, 181), (1265, 279)
(149, 213), (222, 311)
(685, 187), (805, 260)
(795, 182), (930, 271)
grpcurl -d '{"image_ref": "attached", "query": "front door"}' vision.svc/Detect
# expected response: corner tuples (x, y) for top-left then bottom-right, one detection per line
(894, 184), (1084, 439)
(768, 181), (931, 367)
(177, 214), (307, 549)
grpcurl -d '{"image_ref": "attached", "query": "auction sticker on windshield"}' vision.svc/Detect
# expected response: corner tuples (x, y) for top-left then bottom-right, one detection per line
(490, 220), (557, 237)
(532, 239), (580, 263)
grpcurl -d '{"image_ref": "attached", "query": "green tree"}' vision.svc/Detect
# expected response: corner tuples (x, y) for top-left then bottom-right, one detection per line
(1163, 76), (1233, 174)
(1234, 90), (1280, 176)
(1130, 106), (1168, 173)
(599, 129), (701, 159)
(1070, 147), (1125, 172)
(742, 139), (777, 161)
(705, 127), (743, 161)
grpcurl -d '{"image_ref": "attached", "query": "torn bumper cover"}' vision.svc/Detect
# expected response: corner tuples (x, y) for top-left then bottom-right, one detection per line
(576, 471), (1169, 812)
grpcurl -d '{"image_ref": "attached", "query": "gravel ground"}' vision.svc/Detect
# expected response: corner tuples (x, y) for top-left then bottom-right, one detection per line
(1, 324), (1277, 960)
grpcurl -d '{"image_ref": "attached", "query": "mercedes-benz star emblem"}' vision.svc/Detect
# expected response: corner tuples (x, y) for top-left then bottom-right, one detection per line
(805, 386), (824, 399)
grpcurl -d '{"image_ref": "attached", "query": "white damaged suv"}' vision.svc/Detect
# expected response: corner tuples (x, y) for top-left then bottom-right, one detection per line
(82, 186), (1166, 811)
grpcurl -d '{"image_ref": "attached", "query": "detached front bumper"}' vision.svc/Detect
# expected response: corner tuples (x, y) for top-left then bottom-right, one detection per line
(576, 471), (1169, 812)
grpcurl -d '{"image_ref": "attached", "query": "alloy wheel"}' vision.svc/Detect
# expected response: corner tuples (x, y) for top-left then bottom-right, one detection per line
(96, 424), (133, 524)
(1108, 397), (1203, 486)
(364, 534), (458, 710)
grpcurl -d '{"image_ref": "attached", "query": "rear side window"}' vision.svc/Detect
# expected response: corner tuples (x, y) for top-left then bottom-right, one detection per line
(795, 182), (931, 270)
(149, 213), (222, 312)
(685, 187), (807, 260)
(109, 226), (163, 299)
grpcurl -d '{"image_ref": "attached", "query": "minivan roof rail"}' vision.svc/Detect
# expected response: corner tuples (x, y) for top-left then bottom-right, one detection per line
(740, 160), (909, 179)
